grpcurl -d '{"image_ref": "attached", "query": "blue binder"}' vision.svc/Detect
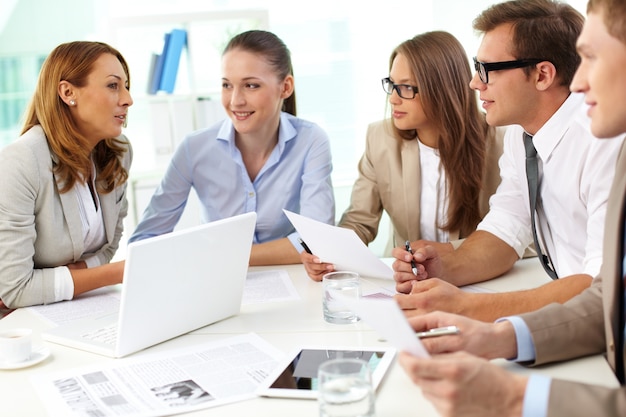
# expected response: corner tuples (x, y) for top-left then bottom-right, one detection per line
(158, 29), (187, 94)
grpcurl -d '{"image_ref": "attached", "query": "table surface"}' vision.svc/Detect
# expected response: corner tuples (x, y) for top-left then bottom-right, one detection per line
(0, 258), (619, 416)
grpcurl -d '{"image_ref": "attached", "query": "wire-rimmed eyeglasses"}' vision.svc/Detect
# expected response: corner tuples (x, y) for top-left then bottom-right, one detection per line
(473, 57), (546, 84)
(381, 77), (419, 99)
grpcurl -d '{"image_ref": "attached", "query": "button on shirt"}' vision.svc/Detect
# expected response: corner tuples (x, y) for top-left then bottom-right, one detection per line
(130, 112), (335, 250)
(477, 93), (623, 278)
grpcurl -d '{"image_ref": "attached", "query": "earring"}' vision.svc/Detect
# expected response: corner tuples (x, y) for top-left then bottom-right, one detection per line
(69, 100), (76, 106)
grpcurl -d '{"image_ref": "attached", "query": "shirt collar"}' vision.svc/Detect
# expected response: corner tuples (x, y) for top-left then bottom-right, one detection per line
(532, 92), (585, 158)
(216, 112), (297, 154)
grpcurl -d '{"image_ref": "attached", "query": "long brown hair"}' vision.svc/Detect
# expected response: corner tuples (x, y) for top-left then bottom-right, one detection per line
(389, 31), (491, 235)
(21, 41), (130, 194)
(223, 30), (297, 116)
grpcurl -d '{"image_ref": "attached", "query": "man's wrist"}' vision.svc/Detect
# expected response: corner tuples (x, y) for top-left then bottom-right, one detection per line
(490, 320), (518, 359)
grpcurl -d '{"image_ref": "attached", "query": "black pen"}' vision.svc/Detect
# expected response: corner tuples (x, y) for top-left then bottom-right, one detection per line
(299, 238), (313, 254)
(405, 240), (418, 276)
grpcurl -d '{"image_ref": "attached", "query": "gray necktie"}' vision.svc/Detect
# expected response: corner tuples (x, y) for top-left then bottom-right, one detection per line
(524, 133), (558, 279)
(619, 219), (626, 384)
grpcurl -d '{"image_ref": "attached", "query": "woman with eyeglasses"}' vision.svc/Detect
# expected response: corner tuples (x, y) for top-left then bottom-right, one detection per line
(129, 30), (335, 266)
(302, 30), (505, 281)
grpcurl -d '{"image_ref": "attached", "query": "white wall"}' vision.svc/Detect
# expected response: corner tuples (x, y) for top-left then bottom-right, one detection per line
(0, 0), (588, 258)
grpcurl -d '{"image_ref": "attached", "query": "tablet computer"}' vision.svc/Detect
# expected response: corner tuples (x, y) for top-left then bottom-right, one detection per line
(257, 345), (396, 399)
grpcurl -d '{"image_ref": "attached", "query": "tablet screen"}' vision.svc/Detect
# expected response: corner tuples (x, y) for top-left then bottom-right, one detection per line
(258, 346), (395, 399)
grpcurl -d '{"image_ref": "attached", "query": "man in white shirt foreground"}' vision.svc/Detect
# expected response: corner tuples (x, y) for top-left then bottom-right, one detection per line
(398, 0), (626, 415)
(392, 0), (624, 322)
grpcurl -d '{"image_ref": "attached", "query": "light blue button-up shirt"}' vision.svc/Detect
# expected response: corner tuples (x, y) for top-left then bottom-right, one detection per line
(130, 112), (335, 249)
(498, 316), (552, 417)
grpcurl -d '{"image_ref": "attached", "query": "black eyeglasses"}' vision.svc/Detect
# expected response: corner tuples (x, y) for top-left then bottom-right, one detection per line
(381, 77), (419, 99)
(473, 57), (546, 84)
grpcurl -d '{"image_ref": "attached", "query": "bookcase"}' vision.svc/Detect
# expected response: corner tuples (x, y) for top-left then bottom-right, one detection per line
(106, 10), (269, 232)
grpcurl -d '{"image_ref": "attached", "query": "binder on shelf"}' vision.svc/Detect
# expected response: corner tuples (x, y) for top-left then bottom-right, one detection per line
(146, 51), (164, 95)
(159, 29), (187, 94)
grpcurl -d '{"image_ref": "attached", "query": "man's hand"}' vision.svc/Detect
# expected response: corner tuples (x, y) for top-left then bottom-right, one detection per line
(399, 351), (527, 417)
(395, 278), (469, 317)
(392, 242), (449, 293)
(401, 310), (518, 360)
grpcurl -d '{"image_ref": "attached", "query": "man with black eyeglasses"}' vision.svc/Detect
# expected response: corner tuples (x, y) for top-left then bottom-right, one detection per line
(398, 1), (626, 414)
(392, 0), (625, 322)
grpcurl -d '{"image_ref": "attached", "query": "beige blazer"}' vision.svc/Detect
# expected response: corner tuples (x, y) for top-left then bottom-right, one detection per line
(338, 119), (504, 255)
(519, 138), (626, 415)
(0, 126), (132, 308)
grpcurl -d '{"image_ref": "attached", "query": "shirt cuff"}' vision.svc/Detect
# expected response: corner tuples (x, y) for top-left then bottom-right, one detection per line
(287, 231), (304, 253)
(522, 374), (552, 417)
(495, 316), (536, 362)
(83, 255), (101, 269)
(53, 266), (75, 302)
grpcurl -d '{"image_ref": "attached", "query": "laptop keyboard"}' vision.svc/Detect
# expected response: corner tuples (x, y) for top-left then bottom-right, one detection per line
(82, 324), (118, 345)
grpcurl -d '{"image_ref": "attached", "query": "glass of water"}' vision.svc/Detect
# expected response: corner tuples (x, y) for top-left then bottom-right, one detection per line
(318, 358), (375, 417)
(322, 271), (361, 324)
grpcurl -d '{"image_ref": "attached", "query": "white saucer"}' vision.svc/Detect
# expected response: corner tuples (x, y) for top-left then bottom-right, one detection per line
(0, 346), (51, 370)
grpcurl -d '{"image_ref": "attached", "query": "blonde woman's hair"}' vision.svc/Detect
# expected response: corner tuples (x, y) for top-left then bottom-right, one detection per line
(21, 41), (130, 193)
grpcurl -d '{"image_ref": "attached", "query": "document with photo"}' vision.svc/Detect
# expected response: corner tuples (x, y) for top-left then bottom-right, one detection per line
(30, 333), (285, 417)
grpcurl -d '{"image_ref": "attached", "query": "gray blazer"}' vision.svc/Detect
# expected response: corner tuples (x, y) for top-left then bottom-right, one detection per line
(0, 125), (132, 308)
(519, 138), (626, 416)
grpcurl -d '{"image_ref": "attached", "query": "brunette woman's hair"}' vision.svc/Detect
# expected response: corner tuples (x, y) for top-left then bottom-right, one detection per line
(223, 29), (297, 115)
(389, 31), (492, 234)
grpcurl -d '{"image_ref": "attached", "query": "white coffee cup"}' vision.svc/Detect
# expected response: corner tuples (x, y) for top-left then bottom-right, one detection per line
(0, 328), (33, 363)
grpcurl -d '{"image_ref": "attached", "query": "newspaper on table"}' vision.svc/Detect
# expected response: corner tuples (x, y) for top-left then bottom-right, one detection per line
(30, 333), (286, 417)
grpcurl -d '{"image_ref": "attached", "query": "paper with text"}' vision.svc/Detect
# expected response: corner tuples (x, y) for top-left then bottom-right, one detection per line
(30, 333), (285, 417)
(284, 210), (393, 280)
(243, 270), (300, 304)
(26, 287), (121, 326)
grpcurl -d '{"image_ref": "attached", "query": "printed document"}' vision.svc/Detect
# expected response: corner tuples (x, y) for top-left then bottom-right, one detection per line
(31, 333), (285, 417)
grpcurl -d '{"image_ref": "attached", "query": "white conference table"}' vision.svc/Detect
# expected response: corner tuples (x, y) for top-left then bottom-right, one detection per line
(0, 258), (620, 416)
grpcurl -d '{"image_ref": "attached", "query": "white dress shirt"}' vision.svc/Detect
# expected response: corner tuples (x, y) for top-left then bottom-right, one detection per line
(477, 93), (623, 278)
(54, 165), (106, 302)
(418, 139), (449, 243)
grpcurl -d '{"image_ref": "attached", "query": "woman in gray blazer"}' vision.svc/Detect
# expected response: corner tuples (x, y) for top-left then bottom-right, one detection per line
(0, 41), (133, 311)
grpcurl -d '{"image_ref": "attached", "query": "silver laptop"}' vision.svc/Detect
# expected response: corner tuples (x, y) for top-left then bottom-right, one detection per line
(42, 212), (256, 358)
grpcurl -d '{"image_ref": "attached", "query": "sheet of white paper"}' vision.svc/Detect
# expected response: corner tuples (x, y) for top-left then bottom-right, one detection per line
(283, 210), (393, 280)
(242, 270), (300, 305)
(26, 287), (121, 326)
(345, 297), (430, 358)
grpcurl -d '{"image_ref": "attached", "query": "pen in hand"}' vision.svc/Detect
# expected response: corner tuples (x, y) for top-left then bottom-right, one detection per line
(379, 325), (460, 344)
(415, 325), (460, 339)
(405, 240), (418, 276)
(299, 238), (313, 254)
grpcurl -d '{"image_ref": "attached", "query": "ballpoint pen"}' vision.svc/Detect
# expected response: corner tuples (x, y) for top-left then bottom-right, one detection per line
(298, 238), (313, 254)
(415, 326), (460, 339)
(405, 240), (418, 276)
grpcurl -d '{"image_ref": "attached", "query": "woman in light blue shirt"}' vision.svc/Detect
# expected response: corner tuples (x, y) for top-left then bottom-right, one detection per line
(130, 30), (335, 265)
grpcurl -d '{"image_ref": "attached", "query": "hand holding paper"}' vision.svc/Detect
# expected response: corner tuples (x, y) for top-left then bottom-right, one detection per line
(283, 210), (393, 280)
(345, 297), (430, 358)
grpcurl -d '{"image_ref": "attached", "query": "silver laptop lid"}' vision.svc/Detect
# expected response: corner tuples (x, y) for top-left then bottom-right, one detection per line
(115, 212), (256, 356)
